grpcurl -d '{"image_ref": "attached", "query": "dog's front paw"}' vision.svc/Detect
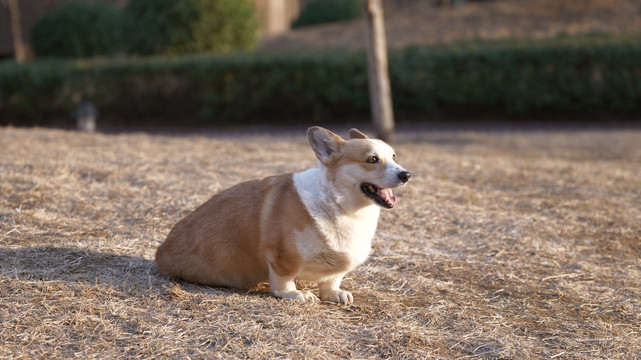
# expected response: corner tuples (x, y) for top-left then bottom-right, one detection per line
(320, 290), (353, 305)
(273, 290), (319, 303)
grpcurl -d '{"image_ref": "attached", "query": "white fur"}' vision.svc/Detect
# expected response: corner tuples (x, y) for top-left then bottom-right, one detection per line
(293, 166), (380, 279)
(291, 137), (407, 276)
(269, 263), (319, 302)
(292, 162), (382, 304)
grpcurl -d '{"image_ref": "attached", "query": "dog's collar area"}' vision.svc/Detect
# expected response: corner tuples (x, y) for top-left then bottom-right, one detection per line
(360, 183), (397, 209)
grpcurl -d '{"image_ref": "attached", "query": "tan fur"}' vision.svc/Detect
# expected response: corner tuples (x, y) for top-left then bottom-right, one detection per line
(156, 174), (311, 289)
(329, 140), (393, 181)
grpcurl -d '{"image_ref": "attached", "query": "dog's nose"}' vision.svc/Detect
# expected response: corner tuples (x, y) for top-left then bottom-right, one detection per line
(398, 171), (411, 183)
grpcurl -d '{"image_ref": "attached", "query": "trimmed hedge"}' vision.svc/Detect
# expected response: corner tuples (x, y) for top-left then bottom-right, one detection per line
(1, 34), (640, 127)
(391, 36), (641, 117)
(0, 52), (369, 126)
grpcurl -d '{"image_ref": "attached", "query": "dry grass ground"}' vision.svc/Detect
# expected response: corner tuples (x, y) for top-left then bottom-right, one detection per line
(259, 0), (641, 51)
(1, 125), (640, 359)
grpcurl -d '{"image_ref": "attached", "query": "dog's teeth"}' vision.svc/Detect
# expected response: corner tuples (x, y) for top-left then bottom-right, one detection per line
(369, 185), (375, 192)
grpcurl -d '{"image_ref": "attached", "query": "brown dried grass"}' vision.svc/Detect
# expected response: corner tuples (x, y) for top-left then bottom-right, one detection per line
(1, 125), (640, 359)
(260, 0), (641, 51)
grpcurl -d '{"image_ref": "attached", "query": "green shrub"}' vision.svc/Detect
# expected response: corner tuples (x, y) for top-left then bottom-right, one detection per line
(193, 0), (259, 53)
(123, 0), (258, 56)
(389, 35), (641, 117)
(122, 0), (198, 56)
(292, 0), (363, 28)
(0, 61), (71, 121)
(30, 1), (123, 59)
(2, 34), (641, 127)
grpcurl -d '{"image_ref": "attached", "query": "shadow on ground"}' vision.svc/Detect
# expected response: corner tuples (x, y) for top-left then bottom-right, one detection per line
(0, 246), (247, 298)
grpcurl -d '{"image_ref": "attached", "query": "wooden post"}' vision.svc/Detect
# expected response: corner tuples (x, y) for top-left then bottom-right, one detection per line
(364, 0), (394, 144)
(2, 0), (27, 63)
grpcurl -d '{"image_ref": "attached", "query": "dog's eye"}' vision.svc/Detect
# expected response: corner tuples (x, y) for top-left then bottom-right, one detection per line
(367, 155), (379, 164)
(392, 154), (396, 161)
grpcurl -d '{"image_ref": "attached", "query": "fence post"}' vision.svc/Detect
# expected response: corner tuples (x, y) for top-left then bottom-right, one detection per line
(1, 0), (27, 63)
(364, 0), (394, 144)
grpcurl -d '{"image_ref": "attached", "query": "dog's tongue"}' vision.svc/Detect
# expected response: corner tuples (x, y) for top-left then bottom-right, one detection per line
(378, 187), (397, 206)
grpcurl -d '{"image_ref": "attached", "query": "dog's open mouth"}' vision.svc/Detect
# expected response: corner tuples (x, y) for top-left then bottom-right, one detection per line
(361, 183), (398, 208)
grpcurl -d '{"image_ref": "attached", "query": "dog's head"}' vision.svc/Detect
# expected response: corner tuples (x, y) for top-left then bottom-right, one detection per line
(307, 126), (410, 209)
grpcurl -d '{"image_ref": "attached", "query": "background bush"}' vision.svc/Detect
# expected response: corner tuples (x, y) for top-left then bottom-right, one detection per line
(2, 34), (640, 127)
(193, 0), (259, 54)
(292, 0), (363, 28)
(123, 0), (258, 56)
(30, 0), (123, 59)
(122, 0), (197, 56)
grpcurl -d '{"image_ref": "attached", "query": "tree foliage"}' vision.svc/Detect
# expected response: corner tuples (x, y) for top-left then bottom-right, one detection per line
(30, 0), (123, 59)
(123, 0), (258, 56)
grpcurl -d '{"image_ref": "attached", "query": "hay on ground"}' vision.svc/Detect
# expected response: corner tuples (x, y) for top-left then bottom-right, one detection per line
(1, 126), (640, 359)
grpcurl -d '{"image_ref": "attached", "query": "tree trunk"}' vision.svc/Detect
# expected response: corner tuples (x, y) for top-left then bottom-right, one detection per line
(363, 0), (395, 144)
(3, 0), (27, 63)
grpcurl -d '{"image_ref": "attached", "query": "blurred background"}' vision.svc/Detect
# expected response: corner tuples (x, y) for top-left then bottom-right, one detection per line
(1, 0), (640, 130)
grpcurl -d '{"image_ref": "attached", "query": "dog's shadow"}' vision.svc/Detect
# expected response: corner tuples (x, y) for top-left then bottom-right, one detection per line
(0, 246), (258, 298)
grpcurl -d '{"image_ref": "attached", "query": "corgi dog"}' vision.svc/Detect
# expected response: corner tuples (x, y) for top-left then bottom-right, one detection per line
(155, 127), (410, 304)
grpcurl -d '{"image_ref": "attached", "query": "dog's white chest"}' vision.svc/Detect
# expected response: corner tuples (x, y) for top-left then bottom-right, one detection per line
(293, 169), (381, 278)
(307, 206), (378, 255)
(293, 209), (379, 279)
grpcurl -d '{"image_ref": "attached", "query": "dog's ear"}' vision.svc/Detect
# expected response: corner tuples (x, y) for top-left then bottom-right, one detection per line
(349, 128), (369, 140)
(307, 127), (345, 164)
